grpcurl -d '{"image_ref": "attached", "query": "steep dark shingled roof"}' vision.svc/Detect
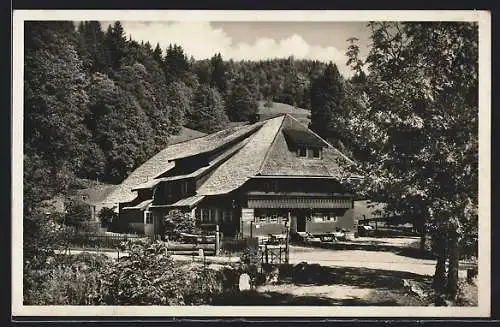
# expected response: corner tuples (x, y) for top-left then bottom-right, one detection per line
(282, 128), (326, 148)
(197, 114), (355, 195)
(101, 124), (260, 205)
(258, 114), (353, 177)
(106, 114), (355, 203)
(197, 116), (285, 195)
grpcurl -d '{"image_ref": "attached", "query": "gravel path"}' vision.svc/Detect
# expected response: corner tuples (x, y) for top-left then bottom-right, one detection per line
(289, 246), (439, 276)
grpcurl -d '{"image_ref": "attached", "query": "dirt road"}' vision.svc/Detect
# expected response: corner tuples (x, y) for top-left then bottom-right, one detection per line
(289, 246), (439, 276)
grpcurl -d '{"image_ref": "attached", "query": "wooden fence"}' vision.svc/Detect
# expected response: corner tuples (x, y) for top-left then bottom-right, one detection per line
(65, 233), (145, 250)
(162, 226), (220, 256)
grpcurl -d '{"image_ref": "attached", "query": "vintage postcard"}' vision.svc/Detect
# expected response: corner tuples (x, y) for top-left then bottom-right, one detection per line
(12, 10), (491, 318)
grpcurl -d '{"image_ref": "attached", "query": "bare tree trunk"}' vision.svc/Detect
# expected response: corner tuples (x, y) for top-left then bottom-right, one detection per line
(433, 232), (447, 293)
(446, 229), (460, 299)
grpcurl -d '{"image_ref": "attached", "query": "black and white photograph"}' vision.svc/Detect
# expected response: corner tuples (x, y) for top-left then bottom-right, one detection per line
(12, 10), (491, 317)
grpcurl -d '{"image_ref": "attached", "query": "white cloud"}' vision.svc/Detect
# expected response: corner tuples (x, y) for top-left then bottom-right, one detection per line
(117, 21), (354, 77)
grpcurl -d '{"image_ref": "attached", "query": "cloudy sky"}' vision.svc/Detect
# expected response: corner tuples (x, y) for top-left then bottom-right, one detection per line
(101, 21), (371, 77)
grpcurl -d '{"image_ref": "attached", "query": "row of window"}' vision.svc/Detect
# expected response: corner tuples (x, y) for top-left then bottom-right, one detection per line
(311, 214), (338, 223)
(254, 209), (288, 224)
(254, 209), (339, 224)
(195, 208), (235, 223)
(297, 147), (321, 159)
(145, 209), (339, 225)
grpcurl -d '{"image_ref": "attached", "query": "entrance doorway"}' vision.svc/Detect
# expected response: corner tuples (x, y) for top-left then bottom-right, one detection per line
(296, 210), (307, 232)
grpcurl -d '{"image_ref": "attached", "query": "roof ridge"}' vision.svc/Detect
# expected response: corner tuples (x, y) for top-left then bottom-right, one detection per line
(166, 123), (249, 147)
(257, 115), (287, 174)
(285, 113), (355, 165)
(167, 122), (263, 162)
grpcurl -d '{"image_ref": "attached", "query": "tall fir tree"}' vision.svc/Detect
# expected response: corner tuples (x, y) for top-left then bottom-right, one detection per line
(76, 21), (108, 74)
(309, 62), (346, 143)
(152, 42), (163, 64)
(163, 43), (190, 84)
(210, 53), (227, 93)
(103, 21), (128, 72)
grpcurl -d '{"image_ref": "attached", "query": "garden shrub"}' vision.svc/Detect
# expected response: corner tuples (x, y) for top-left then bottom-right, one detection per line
(24, 239), (226, 305)
(63, 200), (93, 232)
(98, 207), (117, 229)
(24, 252), (111, 305)
(163, 209), (202, 241)
(99, 240), (224, 305)
(181, 265), (224, 305)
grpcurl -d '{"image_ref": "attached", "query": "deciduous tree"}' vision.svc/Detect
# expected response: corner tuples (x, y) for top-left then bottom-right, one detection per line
(344, 22), (478, 300)
(187, 84), (229, 133)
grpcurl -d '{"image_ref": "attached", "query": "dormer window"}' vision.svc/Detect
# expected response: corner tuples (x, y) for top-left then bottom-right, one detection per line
(297, 146), (322, 159)
(283, 128), (325, 160)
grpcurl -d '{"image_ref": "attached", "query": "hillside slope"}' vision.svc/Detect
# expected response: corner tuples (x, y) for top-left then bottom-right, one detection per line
(258, 101), (311, 126)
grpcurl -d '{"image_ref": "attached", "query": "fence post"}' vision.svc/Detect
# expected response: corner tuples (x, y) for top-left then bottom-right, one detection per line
(215, 225), (220, 256)
(265, 244), (268, 264)
(285, 226), (290, 264)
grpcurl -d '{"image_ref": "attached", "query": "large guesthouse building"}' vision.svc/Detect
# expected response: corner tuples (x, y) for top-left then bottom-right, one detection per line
(105, 114), (357, 239)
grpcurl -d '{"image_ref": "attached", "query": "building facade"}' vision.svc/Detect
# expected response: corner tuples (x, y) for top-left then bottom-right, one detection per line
(111, 114), (357, 239)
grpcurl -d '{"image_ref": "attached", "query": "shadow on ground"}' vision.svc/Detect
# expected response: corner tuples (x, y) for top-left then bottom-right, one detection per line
(294, 241), (437, 260)
(213, 264), (432, 305)
(278, 264), (430, 289)
(212, 290), (405, 306)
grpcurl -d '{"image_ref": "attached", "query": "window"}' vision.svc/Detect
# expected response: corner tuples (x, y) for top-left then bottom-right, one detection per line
(222, 210), (233, 223)
(269, 213), (279, 224)
(297, 147), (307, 157)
(298, 147), (321, 159)
(325, 214), (338, 222)
(180, 182), (188, 195)
(254, 209), (287, 224)
(197, 208), (218, 223)
(201, 209), (211, 223)
(256, 216), (268, 224)
(145, 211), (152, 224)
(311, 211), (338, 223)
(166, 183), (173, 201)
